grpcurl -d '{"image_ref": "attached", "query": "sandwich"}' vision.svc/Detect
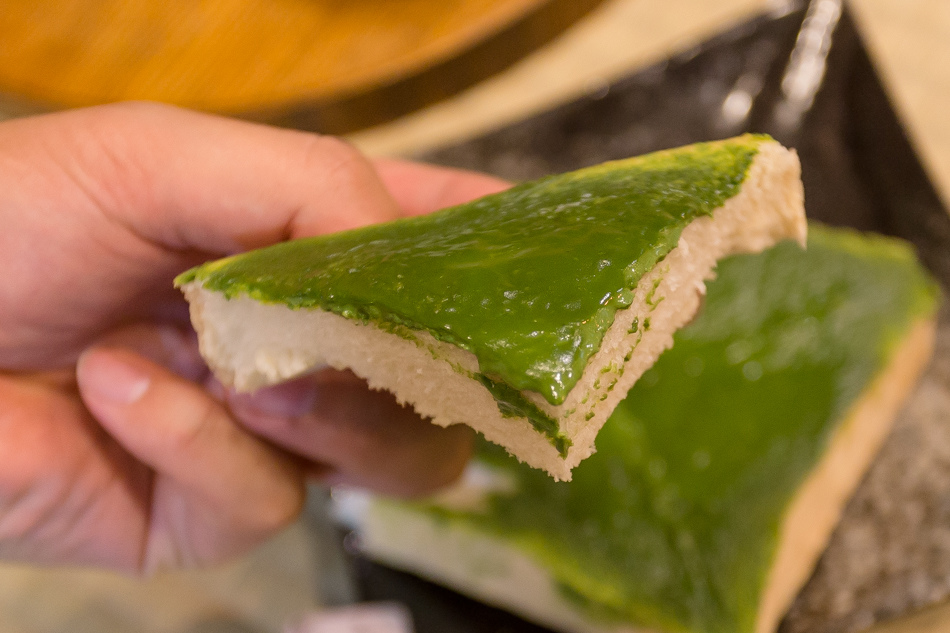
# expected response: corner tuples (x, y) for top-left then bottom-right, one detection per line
(177, 135), (805, 480)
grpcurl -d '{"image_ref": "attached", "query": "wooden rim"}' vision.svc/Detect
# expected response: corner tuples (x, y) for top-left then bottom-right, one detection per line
(0, 0), (605, 134)
(257, 0), (606, 133)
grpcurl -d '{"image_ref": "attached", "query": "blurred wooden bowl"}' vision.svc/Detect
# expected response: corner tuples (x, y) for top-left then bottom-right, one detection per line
(0, 0), (603, 132)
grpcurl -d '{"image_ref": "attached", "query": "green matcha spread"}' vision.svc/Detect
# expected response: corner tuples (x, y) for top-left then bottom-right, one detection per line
(399, 225), (938, 633)
(177, 136), (765, 424)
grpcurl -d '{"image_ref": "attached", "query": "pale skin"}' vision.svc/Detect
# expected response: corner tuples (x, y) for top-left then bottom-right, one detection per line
(0, 102), (509, 574)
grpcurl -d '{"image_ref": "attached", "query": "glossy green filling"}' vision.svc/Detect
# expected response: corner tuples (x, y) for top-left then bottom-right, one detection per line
(177, 135), (765, 412)
(404, 225), (938, 633)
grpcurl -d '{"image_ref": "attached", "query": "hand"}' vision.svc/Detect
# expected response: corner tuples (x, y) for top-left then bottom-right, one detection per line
(0, 102), (507, 573)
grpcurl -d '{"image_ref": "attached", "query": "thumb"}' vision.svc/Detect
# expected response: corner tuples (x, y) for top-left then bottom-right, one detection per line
(76, 347), (304, 571)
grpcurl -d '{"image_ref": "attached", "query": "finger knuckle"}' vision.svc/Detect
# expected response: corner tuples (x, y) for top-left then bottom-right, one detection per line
(89, 101), (178, 127)
(253, 480), (305, 534)
(403, 427), (474, 498)
(165, 396), (220, 456)
(301, 135), (373, 189)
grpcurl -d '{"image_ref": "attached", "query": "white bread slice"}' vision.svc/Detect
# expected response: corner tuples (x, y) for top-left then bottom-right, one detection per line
(180, 140), (805, 481)
(335, 317), (936, 633)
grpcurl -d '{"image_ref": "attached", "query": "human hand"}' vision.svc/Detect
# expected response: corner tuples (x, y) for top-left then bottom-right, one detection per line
(0, 102), (507, 573)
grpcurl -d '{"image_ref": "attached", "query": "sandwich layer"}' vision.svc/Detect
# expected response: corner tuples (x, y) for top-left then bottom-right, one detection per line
(338, 225), (939, 633)
(177, 135), (805, 479)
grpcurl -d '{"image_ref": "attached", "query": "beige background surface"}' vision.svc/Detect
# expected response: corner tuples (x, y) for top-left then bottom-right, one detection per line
(0, 1), (948, 632)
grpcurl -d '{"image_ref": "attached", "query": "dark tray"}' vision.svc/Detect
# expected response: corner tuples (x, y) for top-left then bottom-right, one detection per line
(352, 2), (950, 631)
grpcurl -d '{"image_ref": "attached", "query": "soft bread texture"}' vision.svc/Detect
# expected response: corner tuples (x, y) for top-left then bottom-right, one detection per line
(182, 141), (805, 480)
(335, 317), (937, 633)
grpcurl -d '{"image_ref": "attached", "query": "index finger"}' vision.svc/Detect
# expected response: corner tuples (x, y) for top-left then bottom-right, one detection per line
(373, 158), (511, 217)
(1, 103), (403, 255)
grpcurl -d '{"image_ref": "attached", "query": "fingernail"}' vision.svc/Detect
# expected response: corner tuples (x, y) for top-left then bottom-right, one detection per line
(231, 378), (317, 418)
(78, 350), (151, 405)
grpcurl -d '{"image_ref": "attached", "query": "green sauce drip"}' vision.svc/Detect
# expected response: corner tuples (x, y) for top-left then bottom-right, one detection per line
(177, 136), (765, 409)
(475, 375), (572, 457)
(409, 225), (939, 633)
